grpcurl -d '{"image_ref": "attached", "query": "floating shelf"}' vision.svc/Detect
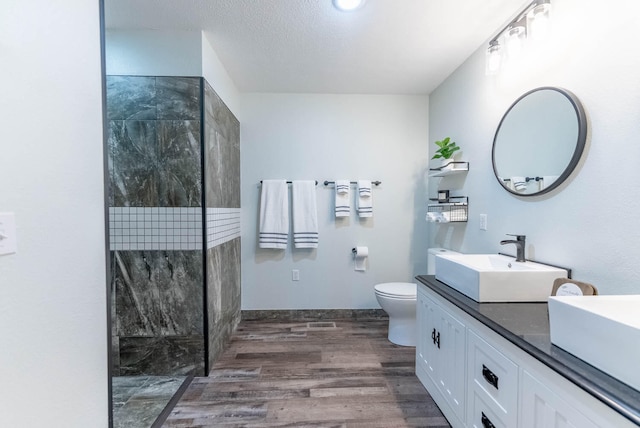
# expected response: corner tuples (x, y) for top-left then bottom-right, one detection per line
(428, 161), (469, 178)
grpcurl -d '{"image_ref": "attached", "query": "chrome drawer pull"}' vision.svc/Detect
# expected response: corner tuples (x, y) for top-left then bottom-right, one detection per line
(482, 364), (499, 389)
(481, 412), (496, 428)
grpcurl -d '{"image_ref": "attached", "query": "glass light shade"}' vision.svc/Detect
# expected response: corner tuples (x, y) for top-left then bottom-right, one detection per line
(486, 42), (502, 75)
(527, 3), (552, 41)
(332, 0), (365, 11)
(505, 25), (526, 58)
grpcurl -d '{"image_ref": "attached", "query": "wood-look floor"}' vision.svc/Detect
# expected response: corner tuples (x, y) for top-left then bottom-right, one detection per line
(163, 318), (450, 428)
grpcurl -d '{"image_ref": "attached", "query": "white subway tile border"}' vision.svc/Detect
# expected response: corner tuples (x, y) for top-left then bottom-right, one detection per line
(109, 206), (241, 251)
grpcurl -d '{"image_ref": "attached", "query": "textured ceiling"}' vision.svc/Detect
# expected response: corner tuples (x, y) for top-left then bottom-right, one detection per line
(105, 0), (528, 94)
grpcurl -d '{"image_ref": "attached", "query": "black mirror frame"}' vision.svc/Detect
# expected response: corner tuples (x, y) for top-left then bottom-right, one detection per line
(492, 86), (587, 197)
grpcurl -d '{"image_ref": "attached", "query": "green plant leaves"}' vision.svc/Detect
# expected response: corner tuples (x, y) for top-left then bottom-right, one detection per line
(431, 137), (460, 160)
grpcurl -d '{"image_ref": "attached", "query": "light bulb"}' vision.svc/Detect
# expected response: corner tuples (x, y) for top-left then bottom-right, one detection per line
(486, 41), (502, 75)
(527, 2), (552, 41)
(505, 24), (526, 58)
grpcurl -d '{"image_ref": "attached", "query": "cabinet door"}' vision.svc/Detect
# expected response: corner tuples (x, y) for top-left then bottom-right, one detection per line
(437, 304), (467, 421)
(416, 290), (439, 384)
(520, 370), (600, 428)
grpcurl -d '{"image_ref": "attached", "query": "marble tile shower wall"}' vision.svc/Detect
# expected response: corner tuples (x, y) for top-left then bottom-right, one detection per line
(204, 81), (241, 368)
(107, 75), (242, 377)
(107, 76), (205, 378)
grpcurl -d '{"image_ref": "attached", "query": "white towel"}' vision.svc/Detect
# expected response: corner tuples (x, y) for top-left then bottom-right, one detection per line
(335, 179), (350, 218)
(292, 181), (318, 248)
(511, 176), (527, 192)
(259, 180), (289, 249)
(357, 180), (373, 218)
(540, 175), (559, 191)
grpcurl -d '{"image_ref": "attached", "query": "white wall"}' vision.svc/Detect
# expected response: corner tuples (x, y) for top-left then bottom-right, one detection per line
(105, 29), (202, 77)
(241, 93), (429, 309)
(428, 0), (640, 295)
(105, 29), (241, 118)
(0, 1), (108, 427)
(202, 33), (241, 118)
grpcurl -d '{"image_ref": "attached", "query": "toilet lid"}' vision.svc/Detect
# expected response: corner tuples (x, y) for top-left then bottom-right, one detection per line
(374, 282), (417, 298)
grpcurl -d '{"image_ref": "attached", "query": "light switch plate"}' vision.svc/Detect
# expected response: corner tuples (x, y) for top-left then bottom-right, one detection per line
(0, 212), (17, 255)
(479, 214), (488, 231)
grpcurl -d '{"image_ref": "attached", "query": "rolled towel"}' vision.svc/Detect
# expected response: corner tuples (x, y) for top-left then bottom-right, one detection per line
(357, 180), (373, 218)
(292, 180), (318, 248)
(259, 180), (289, 249)
(335, 179), (350, 218)
(426, 212), (446, 222)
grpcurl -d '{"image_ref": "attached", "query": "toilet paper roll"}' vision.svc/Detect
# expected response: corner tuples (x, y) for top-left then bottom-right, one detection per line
(354, 246), (368, 271)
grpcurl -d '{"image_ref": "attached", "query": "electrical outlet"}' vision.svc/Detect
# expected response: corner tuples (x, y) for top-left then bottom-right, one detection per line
(292, 269), (300, 281)
(479, 214), (488, 231)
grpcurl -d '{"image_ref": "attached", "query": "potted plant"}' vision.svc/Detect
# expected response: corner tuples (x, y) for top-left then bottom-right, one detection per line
(431, 137), (460, 168)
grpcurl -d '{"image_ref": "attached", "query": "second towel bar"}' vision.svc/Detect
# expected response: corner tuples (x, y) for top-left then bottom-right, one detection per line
(324, 180), (382, 186)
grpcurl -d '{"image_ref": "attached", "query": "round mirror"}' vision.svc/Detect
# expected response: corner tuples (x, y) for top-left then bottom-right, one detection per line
(492, 87), (587, 196)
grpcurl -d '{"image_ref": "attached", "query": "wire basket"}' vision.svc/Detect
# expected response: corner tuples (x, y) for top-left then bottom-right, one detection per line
(427, 198), (468, 223)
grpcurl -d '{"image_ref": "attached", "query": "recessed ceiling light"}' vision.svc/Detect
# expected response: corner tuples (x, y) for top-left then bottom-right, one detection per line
(332, 0), (366, 12)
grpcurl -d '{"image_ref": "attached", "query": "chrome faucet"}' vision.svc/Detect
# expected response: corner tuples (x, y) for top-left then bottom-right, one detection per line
(500, 234), (526, 262)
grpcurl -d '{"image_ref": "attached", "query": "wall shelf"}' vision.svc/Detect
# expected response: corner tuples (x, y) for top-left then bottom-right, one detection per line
(428, 161), (469, 222)
(427, 196), (468, 223)
(428, 161), (469, 178)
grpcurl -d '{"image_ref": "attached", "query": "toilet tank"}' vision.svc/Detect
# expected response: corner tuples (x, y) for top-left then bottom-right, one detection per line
(428, 248), (460, 275)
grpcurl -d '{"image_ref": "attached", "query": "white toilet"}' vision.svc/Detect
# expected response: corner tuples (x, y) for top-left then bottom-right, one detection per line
(374, 282), (417, 346)
(375, 248), (461, 347)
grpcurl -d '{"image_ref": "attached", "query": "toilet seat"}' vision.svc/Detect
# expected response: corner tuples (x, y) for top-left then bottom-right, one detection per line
(374, 282), (416, 300)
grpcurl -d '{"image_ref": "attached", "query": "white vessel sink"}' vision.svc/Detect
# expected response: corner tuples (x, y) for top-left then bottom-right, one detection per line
(549, 295), (640, 392)
(435, 254), (568, 302)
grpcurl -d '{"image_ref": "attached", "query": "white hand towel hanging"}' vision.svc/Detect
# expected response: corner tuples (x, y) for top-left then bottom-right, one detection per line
(259, 180), (289, 249)
(511, 176), (527, 192)
(357, 180), (373, 218)
(540, 175), (559, 191)
(335, 179), (350, 218)
(292, 180), (319, 248)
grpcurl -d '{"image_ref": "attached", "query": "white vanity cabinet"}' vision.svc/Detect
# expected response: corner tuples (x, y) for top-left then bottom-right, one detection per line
(519, 369), (599, 428)
(416, 283), (639, 428)
(416, 287), (467, 426)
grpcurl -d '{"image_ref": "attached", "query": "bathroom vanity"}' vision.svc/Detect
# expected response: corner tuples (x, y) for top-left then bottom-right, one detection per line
(415, 276), (640, 428)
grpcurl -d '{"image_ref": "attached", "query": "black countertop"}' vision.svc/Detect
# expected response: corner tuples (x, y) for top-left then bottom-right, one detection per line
(416, 275), (640, 426)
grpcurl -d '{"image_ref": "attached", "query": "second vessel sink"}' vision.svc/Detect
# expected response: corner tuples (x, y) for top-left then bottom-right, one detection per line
(435, 254), (568, 302)
(549, 295), (640, 392)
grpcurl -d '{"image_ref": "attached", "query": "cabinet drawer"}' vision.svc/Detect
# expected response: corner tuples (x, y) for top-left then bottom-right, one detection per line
(467, 330), (518, 426)
(468, 389), (507, 428)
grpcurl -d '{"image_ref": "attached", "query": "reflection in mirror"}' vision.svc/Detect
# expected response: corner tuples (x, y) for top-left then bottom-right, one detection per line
(492, 87), (587, 196)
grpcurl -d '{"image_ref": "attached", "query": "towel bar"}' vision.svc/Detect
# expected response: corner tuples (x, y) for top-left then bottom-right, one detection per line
(324, 180), (381, 186)
(502, 177), (542, 182)
(258, 180), (318, 185)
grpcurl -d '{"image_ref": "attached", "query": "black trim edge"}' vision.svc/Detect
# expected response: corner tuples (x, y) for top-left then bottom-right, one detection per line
(150, 374), (195, 428)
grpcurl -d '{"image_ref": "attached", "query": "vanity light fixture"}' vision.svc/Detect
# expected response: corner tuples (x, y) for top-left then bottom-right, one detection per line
(332, 0), (366, 12)
(485, 0), (552, 75)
